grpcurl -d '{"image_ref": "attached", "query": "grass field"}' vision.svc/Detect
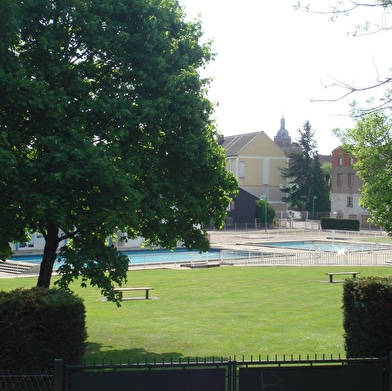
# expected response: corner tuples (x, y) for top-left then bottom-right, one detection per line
(2, 265), (392, 362)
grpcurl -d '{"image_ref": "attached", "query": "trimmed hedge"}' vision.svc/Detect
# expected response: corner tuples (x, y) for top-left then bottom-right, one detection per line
(343, 277), (392, 357)
(321, 217), (360, 231)
(0, 287), (87, 370)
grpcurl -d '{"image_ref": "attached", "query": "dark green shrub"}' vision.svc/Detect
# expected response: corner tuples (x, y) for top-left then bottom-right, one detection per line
(343, 277), (392, 357)
(0, 287), (87, 370)
(321, 217), (360, 231)
(255, 199), (275, 228)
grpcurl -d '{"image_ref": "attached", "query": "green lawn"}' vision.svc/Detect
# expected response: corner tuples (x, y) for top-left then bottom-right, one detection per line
(2, 266), (391, 362)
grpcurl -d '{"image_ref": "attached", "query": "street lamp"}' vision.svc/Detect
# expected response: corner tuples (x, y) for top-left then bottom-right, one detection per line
(312, 195), (317, 220)
(279, 183), (299, 209)
(259, 195), (268, 232)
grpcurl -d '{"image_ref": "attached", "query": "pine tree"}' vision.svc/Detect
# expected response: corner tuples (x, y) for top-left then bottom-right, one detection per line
(280, 121), (331, 215)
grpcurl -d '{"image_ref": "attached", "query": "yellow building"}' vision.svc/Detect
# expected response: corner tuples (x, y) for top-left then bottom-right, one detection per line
(219, 131), (288, 213)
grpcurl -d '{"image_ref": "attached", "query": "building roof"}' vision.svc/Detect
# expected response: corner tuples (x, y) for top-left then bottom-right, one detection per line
(218, 132), (261, 156)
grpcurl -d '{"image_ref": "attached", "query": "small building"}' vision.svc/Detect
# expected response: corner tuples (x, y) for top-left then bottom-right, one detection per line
(330, 148), (374, 228)
(226, 188), (259, 227)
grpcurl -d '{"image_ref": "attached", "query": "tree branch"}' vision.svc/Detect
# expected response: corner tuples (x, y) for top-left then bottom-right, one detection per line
(295, 1), (392, 34)
(58, 229), (79, 243)
(295, 1), (391, 15)
(312, 74), (392, 101)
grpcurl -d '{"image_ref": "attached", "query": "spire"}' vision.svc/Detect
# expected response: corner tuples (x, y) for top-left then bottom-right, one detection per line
(276, 115), (289, 138)
(280, 116), (285, 130)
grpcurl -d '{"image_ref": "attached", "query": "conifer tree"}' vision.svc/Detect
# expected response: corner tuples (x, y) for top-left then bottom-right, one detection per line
(280, 121), (331, 215)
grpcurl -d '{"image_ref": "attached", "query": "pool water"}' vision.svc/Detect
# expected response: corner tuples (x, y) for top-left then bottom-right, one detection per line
(260, 241), (388, 252)
(124, 248), (221, 264)
(10, 248), (222, 268)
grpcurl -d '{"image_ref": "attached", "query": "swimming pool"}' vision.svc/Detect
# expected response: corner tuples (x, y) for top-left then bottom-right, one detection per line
(259, 241), (390, 252)
(10, 248), (223, 268)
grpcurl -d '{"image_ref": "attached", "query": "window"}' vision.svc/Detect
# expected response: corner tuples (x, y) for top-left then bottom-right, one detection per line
(239, 161), (245, 178)
(348, 173), (354, 187)
(337, 173), (343, 186)
(349, 157), (354, 165)
(338, 157), (343, 166)
(347, 196), (353, 207)
(226, 201), (235, 211)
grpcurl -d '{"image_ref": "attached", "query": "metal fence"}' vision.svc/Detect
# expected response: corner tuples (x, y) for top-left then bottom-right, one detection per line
(54, 354), (389, 391)
(211, 217), (384, 232)
(0, 368), (53, 391)
(208, 228), (392, 267)
(209, 228), (390, 244)
(219, 249), (392, 267)
(1, 354), (389, 391)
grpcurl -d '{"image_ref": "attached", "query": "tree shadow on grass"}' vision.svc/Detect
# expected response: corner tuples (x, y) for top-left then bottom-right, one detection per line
(84, 342), (185, 363)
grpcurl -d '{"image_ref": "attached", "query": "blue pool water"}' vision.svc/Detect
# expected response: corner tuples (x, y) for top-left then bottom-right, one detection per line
(260, 241), (388, 252)
(10, 248), (222, 268)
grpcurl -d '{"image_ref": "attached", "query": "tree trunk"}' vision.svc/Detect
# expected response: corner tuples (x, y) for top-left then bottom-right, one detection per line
(37, 221), (59, 288)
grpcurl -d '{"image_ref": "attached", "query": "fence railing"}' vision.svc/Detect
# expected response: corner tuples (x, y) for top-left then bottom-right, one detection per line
(1, 354), (389, 391)
(0, 368), (53, 391)
(219, 250), (392, 267)
(208, 228), (392, 267)
(208, 228), (390, 244)
(54, 354), (388, 391)
(212, 218), (384, 232)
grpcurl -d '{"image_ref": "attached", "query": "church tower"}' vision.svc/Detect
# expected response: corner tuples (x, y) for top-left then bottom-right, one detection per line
(274, 116), (291, 149)
(274, 116), (300, 156)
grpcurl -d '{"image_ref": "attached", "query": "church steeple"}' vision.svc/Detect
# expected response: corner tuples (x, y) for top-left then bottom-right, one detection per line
(274, 115), (292, 152)
(276, 115), (289, 139)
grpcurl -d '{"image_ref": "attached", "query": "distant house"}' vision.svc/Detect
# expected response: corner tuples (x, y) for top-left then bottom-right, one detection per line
(219, 131), (288, 218)
(330, 148), (374, 229)
(225, 188), (259, 227)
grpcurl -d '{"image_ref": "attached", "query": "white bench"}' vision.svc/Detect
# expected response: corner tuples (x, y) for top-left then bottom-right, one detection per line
(325, 272), (360, 283)
(114, 287), (154, 300)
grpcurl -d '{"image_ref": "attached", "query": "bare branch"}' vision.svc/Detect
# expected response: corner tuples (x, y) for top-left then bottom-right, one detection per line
(311, 78), (392, 117)
(295, 1), (392, 116)
(295, 1), (391, 15)
(311, 74), (392, 102)
(295, 1), (392, 34)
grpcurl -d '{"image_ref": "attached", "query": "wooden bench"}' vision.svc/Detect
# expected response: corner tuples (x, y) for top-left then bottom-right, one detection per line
(113, 287), (154, 300)
(325, 272), (360, 283)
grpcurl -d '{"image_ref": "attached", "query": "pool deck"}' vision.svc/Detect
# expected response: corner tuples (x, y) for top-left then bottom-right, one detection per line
(2, 228), (392, 277)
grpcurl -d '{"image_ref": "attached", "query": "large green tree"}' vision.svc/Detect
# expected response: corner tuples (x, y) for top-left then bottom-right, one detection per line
(280, 120), (331, 214)
(0, 0), (237, 301)
(333, 109), (392, 233)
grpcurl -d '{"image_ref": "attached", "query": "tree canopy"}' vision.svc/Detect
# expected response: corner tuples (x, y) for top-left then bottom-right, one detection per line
(0, 0), (238, 302)
(280, 121), (331, 214)
(333, 110), (392, 233)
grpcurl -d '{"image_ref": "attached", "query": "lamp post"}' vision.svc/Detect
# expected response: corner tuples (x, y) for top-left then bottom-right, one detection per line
(259, 195), (268, 232)
(279, 183), (299, 209)
(312, 195), (317, 220)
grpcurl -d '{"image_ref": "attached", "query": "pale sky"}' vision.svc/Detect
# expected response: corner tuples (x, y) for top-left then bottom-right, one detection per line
(181, 1), (392, 155)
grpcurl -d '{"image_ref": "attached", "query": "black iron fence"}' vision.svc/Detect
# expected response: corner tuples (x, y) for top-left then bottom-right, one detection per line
(1, 354), (389, 391)
(0, 368), (53, 391)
